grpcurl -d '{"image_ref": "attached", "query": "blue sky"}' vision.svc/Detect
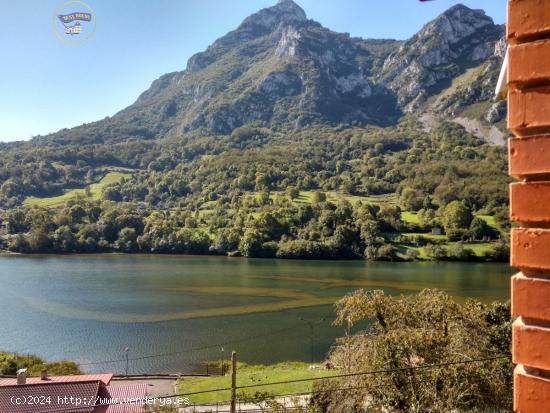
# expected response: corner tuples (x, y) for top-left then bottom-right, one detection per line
(0, 0), (506, 142)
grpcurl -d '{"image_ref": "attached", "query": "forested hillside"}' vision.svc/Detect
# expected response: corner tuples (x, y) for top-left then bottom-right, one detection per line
(0, 1), (510, 261)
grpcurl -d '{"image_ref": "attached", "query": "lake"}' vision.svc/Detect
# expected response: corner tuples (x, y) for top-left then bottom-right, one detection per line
(0, 254), (512, 374)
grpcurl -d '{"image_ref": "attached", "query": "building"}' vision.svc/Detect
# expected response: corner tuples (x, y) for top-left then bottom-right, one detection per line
(0, 369), (147, 413)
(430, 227), (442, 236)
(504, 0), (550, 411)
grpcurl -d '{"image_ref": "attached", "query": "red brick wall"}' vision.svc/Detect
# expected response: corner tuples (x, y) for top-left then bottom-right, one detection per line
(507, 1), (550, 411)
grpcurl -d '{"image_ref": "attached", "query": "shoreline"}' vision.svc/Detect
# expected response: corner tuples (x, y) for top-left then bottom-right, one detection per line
(0, 250), (505, 263)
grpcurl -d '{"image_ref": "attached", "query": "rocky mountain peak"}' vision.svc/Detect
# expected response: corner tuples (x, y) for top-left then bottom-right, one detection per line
(274, 0), (307, 20)
(45, 2), (506, 144)
(239, 0), (307, 31)
(276, 0), (306, 13)
(184, 1), (307, 74)
(421, 3), (494, 45)
(380, 4), (501, 111)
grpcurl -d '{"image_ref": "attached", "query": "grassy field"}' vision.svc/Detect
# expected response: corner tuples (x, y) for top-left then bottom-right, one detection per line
(199, 191), (397, 216)
(178, 362), (335, 404)
(401, 211), (419, 225)
(395, 241), (494, 261)
(401, 232), (447, 241)
(24, 171), (132, 207)
(477, 215), (497, 228)
(459, 242), (494, 256)
(292, 191), (397, 206)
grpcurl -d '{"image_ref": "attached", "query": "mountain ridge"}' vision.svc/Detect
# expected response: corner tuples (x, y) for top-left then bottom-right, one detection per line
(24, 1), (505, 146)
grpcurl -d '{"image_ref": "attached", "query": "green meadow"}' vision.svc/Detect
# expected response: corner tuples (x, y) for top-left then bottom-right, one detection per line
(178, 362), (335, 404)
(24, 171), (132, 207)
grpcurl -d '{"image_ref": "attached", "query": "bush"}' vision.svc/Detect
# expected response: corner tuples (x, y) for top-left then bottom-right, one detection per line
(312, 192), (327, 204)
(376, 243), (395, 261)
(0, 351), (80, 376)
(259, 241), (278, 258)
(286, 186), (300, 200)
(276, 239), (331, 259)
(424, 243), (447, 260)
(469, 217), (498, 240)
(484, 238), (510, 262)
(405, 248), (420, 261)
(447, 243), (475, 261)
(446, 228), (469, 242)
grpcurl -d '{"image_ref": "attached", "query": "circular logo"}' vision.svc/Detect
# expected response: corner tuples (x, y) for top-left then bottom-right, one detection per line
(52, 1), (96, 44)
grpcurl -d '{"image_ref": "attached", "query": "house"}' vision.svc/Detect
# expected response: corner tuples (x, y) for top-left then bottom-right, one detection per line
(431, 227), (442, 236)
(0, 369), (147, 413)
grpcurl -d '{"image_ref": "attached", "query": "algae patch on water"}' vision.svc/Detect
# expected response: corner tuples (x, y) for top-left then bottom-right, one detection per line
(18, 290), (337, 323)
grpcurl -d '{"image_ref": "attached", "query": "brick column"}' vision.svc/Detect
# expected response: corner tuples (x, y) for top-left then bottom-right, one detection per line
(507, 1), (550, 412)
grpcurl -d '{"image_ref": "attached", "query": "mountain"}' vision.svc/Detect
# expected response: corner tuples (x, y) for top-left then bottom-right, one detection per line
(0, 1), (510, 261)
(381, 5), (502, 109)
(34, 1), (505, 146)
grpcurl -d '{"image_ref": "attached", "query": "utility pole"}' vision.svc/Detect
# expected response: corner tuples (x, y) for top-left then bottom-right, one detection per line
(300, 317), (325, 365)
(230, 351), (237, 413)
(124, 347), (129, 377)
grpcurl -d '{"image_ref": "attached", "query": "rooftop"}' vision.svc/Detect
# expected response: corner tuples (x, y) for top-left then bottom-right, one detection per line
(0, 374), (146, 413)
(0, 373), (113, 387)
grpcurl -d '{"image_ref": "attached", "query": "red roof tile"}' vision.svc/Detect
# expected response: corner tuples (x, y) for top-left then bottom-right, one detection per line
(0, 374), (113, 387)
(95, 384), (148, 413)
(0, 381), (99, 413)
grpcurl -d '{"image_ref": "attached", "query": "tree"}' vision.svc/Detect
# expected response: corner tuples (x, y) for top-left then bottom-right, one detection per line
(286, 186), (300, 200)
(441, 201), (473, 234)
(239, 228), (263, 257)
(378, 205), (403, 232)
(493, 206), (510, 230)
(115, 227), (137, 252)
(27, 228), (52, 252)
(255, 212), (286, 240)
(447, 242), (474, 260)
(360, 220), (380, 261)
(400, 188), (423, 211)
(102, 186), (123, 202)
(424, 243), (447, 259)
(53, 226), (77, 252)
(5, 210), (28, 234)
(469, 217), (496, 240)
(376, 242), (395, 261)
(315, 290), (512, 413)
(485, 238), (510, 262)
(257, 191), (271, 206)
(8, 233), (29, 252)
(312, 192), (327, 204)
(417, 208), (437, 231)
(69, 205), (87, 223)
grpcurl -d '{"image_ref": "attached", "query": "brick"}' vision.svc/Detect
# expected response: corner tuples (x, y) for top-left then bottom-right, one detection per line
(508, 0), (550, 44)
(513, 318), (550, 370)
(514, 365), (550, 412)
(508, 40), (550, 88)
(508, 86), (550, 137)
(512, 273), (550, 321)
(509, 136), (550, 178)
(511, 228), (550, 270)
(510, 182), (550, 223)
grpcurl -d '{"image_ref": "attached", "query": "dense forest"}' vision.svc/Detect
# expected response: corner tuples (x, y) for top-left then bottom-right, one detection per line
(0, 119), (510, 261)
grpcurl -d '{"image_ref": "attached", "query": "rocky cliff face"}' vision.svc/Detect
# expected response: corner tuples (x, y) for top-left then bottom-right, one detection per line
(379, 4), (503, 112)
(36, 1), (506, 145)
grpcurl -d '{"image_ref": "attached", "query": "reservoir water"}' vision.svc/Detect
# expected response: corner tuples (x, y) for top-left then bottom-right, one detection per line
(0, 254), (511, 373)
